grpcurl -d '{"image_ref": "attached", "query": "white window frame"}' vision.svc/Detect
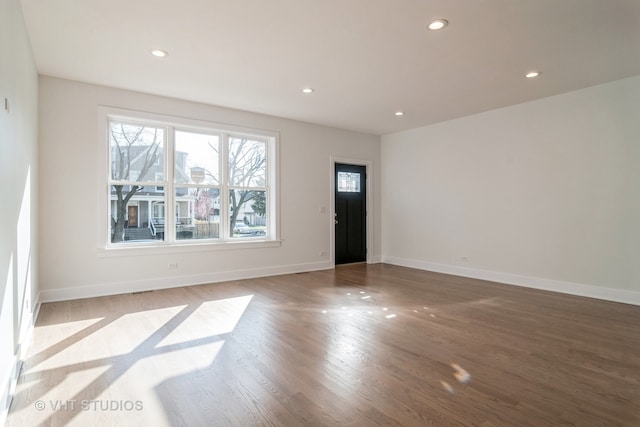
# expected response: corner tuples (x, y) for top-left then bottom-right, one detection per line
(97, 107), (280, 256)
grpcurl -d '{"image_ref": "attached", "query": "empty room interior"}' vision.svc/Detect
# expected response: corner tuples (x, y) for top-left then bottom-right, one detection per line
(2, 0), (639, 426)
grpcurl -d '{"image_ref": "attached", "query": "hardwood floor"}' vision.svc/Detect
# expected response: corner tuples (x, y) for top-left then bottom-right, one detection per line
(7, 264), (640, 426)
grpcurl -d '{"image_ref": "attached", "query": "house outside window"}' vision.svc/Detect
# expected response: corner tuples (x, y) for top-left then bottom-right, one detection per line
(105, 113), (277, 248)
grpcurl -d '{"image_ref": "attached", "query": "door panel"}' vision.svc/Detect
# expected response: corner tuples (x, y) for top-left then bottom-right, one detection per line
(128, 205), (138, 228)
(335, 163), (366, 264)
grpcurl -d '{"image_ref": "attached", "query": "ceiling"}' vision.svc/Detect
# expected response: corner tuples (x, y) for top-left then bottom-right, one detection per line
(20, 0), (640, 135)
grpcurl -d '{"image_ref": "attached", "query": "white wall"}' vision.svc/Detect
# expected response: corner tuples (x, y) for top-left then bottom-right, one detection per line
(38, 76), (381, 301)
(0, 0), (39, 422)
(382, 76), (640, 304)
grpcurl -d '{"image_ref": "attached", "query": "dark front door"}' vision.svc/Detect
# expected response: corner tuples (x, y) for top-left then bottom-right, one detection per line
(335, 163), (366, 265)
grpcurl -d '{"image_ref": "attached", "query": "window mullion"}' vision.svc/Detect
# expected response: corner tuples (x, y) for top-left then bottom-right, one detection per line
(266, 137), (272, 238)
(165, 126), (176, 243)
(220, 132), (230, 241)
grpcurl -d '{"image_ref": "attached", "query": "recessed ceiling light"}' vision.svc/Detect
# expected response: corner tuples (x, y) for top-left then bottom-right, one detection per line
(151, 49), (168, 57)
(301, 87), (314, 94)
(427, 19), (448, 30)
(394, 111), (404, 116)
(525, 71), (541, 78)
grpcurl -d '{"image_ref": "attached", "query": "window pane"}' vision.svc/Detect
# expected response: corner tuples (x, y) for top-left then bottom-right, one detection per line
(337, 172), (360, 192)
(110, 122), (164, 182)
(110, 186), (164, 243)
(175, 187), (221, 240)
(229, 190), (267, 238)
(228, 137), (266, 187)
(175, 131), (220, 185)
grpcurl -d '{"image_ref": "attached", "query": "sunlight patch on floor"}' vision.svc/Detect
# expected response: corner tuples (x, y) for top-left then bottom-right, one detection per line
(29, 317), (106, 368)
(103, 306), (187, 355)
(159, 295), (253, 346)
(451, 363), (471, 384)
(14, 365), (110, 426)
(440, 380), (455, 393)
(110, 340), (226, 417)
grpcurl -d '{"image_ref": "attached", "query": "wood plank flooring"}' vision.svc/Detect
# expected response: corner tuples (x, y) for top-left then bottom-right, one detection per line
(7, 264), (640, 426)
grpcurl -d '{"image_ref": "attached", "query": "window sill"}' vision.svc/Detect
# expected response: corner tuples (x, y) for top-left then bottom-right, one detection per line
(97, 239), (282, 258)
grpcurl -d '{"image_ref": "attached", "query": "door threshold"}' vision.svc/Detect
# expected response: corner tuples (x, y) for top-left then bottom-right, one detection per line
(336, 262), (367, 267)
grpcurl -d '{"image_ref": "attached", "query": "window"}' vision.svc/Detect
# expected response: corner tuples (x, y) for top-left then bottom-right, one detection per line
(337, 171), (361, 192)
(105, 112), (277, 248)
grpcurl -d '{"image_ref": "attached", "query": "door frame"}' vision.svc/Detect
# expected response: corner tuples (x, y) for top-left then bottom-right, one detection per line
(330, 156), (373, 267)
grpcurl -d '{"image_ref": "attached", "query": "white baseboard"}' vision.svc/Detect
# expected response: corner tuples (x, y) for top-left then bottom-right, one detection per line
(36, 254), (640, 306)
(38, 261), (333, 303)
(382, 256), (640, 306)
(368, 255), (383, 264)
